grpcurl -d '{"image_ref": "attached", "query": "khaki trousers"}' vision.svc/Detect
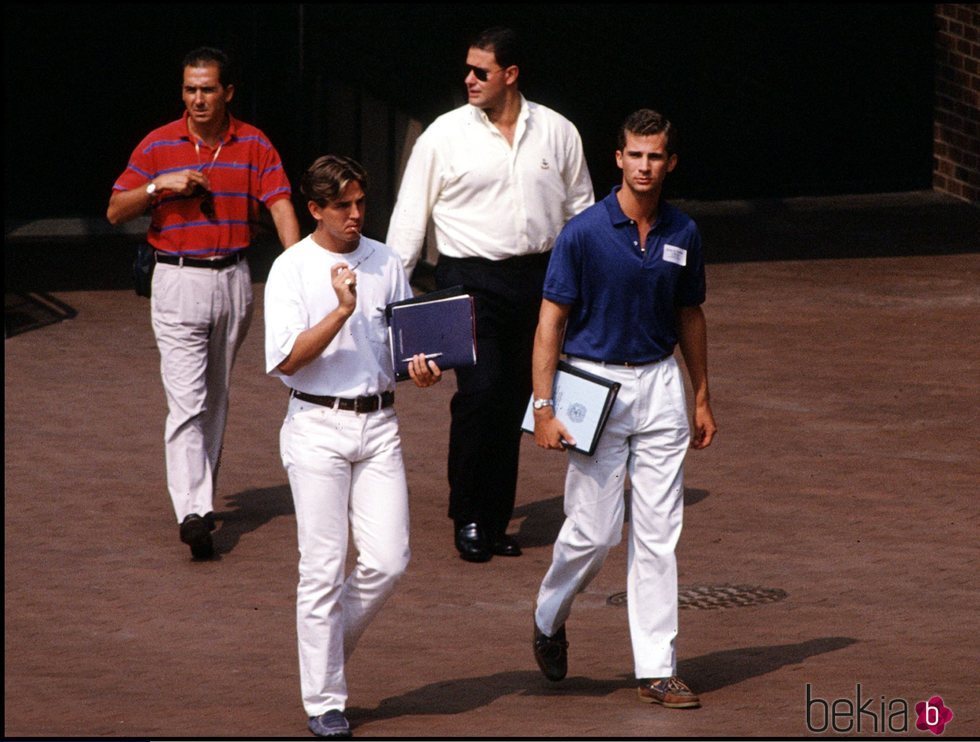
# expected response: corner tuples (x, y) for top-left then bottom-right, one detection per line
(151, 258), (253, 522)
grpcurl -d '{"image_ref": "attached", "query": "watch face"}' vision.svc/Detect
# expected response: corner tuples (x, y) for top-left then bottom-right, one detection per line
(146, 183), (156, 195)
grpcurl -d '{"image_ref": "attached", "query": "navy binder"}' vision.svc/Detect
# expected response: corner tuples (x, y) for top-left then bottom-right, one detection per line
(386, 286), (477, 381)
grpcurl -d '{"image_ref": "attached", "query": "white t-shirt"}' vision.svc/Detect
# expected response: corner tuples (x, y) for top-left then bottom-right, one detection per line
(264, 234), (412, 397)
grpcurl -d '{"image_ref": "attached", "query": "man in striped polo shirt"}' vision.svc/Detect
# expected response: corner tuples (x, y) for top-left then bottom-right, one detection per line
(108, 47), (300, 560)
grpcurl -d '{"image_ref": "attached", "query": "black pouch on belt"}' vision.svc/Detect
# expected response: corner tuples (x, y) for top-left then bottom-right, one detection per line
(132, 243), (155, 298)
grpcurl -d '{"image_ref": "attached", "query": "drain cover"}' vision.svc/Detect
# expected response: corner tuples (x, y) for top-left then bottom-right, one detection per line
(607, 584), (788, 610)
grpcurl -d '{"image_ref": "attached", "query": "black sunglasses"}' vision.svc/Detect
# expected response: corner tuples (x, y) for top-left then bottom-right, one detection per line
(198, 188), (216, 220)
(464, 64), (499, 82)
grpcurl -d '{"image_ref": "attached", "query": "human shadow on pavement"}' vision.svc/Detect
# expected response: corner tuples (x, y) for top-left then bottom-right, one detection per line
(678, 636), (859, 693)
(353, 637), (856, 722)
(512, 497), (565, 548)
(211, 484), (294, 555)
(513, 488), (710, 549)
(684, 487), (710, 506)
(351, 670), (623, 722)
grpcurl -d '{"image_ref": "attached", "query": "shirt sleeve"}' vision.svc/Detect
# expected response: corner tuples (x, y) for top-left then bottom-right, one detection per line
(264, 258), (305, 376)
(542, 226), (582, 306)
(257, 138), (292, 206)
(112, 134), (156, 193)
(675, 226), (707, 307)
(560, 124), (595, 223)
(390, 257), (414, 304)
(386, 130), (444, 275)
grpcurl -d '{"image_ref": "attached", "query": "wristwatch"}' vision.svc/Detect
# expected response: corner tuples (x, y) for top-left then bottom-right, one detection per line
(145, 182), (157, 196)
(532, 398), (554, 410)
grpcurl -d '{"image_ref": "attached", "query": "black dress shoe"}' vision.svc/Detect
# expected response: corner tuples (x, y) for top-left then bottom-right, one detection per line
(490, 533), (522, 557)
(180, 513), (214, 560)
(455, 522), (492, 563)
(533, 618), (568, 681)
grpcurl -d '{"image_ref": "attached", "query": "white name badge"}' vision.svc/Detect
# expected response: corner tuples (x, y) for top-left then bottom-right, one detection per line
(663, 244), (687, 266)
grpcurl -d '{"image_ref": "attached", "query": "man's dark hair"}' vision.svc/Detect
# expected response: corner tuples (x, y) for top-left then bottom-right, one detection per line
(182, 47), (233, 86)
(618, 109), (677, 155)
(470, 26), (521, 69)
(301, 155), (368, 205)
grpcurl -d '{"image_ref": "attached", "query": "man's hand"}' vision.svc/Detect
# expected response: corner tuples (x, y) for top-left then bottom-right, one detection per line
(407, 353), (442, 388)
(690, 401), (717, 449)
(533, 408), (575, 451)
(330, 263), (357, 315)
(154, 169), (210, 196)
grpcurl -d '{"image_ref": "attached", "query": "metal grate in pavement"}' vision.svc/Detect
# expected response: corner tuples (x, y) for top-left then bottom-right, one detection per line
(607, 584), (788, 610)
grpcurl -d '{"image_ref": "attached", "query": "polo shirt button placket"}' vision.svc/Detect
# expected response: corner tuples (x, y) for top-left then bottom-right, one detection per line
(629, 221), (645, 256)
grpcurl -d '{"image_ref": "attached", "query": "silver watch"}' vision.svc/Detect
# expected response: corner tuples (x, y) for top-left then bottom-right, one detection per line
(532, 398), (554, 410)
(145, 182), (157, 196)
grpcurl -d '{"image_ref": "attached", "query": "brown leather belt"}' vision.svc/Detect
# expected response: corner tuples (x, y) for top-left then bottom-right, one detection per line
(291, 389), (394, 413)
(155, 251), (245, 269)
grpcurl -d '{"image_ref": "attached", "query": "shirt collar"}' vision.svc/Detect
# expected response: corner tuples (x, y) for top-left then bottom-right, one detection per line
(181, 111), (239, 145)
(469, 94), (530, 129)
(603, 186), (673, 230)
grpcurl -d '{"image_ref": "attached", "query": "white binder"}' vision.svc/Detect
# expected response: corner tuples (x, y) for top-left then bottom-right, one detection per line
(521, 361), (621, 456)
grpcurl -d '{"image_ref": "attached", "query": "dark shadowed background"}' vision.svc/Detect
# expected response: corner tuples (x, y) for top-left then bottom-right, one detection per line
(5, 3), (934, 235)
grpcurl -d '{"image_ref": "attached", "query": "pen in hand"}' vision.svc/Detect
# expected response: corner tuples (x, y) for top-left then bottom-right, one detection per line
(401, 352), (444, 363)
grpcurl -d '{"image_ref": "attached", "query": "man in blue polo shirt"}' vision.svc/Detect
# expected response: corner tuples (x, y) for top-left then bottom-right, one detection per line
(530, 109), (717, 709)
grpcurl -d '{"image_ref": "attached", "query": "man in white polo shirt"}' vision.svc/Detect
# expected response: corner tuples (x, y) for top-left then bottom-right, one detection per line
(387, 26), (594, 563)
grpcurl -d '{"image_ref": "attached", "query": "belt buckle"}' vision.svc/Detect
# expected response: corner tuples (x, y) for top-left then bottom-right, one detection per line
(353, 395), (374, 414)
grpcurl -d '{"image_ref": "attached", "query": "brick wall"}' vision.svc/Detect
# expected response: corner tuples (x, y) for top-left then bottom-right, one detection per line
(934, 4), (980, 203)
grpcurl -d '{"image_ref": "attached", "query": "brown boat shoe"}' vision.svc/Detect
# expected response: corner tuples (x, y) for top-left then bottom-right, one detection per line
(637, 676), (701, 708)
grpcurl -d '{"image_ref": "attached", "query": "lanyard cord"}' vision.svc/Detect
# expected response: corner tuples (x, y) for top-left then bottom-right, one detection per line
(193, 139), (223, 174)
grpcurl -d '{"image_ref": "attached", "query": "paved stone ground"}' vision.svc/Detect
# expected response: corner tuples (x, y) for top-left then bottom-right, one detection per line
(4, 193), (978, 739)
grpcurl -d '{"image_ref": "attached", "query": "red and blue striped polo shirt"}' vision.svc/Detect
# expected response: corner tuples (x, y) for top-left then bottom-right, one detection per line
(113, 112), (292, 257)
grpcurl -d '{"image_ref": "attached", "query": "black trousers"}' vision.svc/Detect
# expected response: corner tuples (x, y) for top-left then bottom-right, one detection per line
(435, 252), (550, 537)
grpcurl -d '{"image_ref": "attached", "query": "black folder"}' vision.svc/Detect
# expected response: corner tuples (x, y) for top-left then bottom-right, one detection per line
(386, 286), (477, 381)
(521, 361), (621, 456)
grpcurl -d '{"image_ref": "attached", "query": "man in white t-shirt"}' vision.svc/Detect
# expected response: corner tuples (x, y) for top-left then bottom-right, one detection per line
(264, 155), (440, 739)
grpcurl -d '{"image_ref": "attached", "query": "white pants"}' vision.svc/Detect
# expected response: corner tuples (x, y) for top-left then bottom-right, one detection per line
(280, 397), (410, 715)
(535, 356), (690, 679)
(151, 259), (253, 523)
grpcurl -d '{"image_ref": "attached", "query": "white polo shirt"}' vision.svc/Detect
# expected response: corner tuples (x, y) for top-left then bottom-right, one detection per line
(386, 96), (595, 274)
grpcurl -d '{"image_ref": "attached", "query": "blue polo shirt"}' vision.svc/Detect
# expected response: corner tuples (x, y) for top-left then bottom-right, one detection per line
(543, 187), (706, 362)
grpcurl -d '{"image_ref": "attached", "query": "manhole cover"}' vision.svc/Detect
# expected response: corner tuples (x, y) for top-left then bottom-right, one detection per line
(607, 584), (788, 610)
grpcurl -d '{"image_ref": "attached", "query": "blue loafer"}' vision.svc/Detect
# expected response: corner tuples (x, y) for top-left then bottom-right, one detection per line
(308, 709), (351, 738)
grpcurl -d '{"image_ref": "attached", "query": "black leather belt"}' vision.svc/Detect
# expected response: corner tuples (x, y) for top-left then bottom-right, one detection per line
(291, 389), (394, 413)
(155, 251), (245, 269)
(572, 352), (673, 367)
(612, 353), (672, 367)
